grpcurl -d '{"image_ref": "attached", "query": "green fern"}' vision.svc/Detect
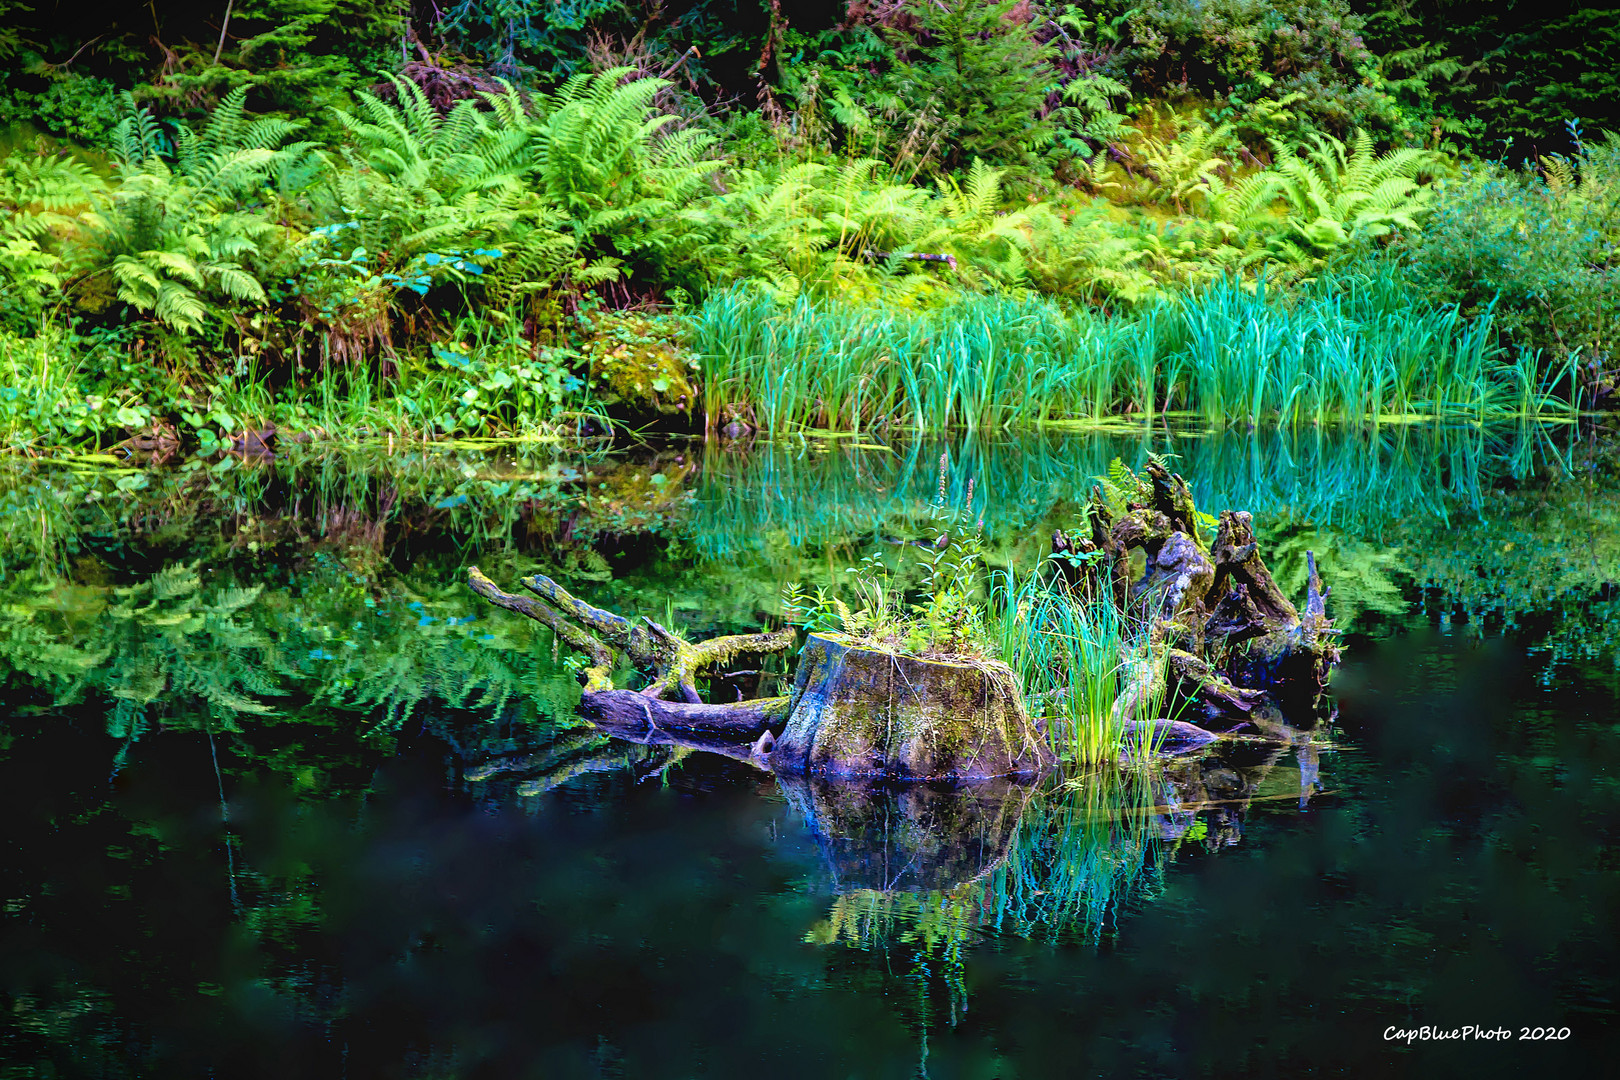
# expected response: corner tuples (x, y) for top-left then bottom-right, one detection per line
(0, 151), (103, 315)
(529, 67), (724, 285)
(76, 87), (307, 334)
(925, 159), (1032, 284)
(1269, 129), (1438, 254)
(1127, 113), (1235, 213)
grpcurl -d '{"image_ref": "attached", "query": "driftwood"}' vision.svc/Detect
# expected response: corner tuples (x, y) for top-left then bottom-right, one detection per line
(466, 567), (795, 739)
(1072, 463), (1341, 736)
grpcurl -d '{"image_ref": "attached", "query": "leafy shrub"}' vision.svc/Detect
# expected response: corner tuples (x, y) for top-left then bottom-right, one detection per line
(1390, 130), (1620, 401)
(1359, 1), (1620, 158)
(1103, 0), (1398, 138)
(0, 73), (124, 143)
(137, 1), (404, 117)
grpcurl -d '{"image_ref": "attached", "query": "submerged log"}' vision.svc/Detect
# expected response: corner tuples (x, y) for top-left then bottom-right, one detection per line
(576, 689), (789, 740)
(1122, 718), (1219, 756)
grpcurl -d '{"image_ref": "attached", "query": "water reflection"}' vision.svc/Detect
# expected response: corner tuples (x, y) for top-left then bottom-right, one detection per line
(0, 422), (1616, 1076)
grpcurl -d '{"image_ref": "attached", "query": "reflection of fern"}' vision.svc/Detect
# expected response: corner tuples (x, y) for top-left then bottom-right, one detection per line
(102, 561), (279, 725)
(1269, 527), (1406, 630)
(0, 556), (593, 744)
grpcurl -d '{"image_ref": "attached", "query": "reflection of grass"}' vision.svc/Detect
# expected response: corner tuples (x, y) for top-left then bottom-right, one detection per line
(691, 423), (1579, 563)
(989, 769), (1162, 942)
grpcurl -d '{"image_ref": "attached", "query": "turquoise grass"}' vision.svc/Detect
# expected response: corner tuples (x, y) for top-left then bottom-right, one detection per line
(690, 266), (1578, 432)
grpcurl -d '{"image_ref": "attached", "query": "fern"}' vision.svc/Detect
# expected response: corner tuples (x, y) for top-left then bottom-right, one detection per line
(528, 67), (724, 286)
(1127, 113), (1236, 213)
(0, 150), (104, 315)
(1096, 456), (1153, 516)
(1269, 129), (1438, 254)
(75, 88), (306, 333)
(317, 69), (719, 302)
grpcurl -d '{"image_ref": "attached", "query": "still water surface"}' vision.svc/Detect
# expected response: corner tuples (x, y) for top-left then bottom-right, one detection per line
(0, 425), (1616, 1077)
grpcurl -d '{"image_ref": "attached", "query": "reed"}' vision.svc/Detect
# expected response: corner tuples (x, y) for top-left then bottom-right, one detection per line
(690, 266), (1574, 432)
(990, 563), (1131, 766)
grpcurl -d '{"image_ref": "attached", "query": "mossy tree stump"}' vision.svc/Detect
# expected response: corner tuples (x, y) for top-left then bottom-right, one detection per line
(771, 633), (1054, 780)
(466, 572), (1054, 781)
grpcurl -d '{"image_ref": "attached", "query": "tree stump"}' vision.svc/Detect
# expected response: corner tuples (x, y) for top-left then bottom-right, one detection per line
(770, 633), (1055, 780)
(465, 571), (1052, 781)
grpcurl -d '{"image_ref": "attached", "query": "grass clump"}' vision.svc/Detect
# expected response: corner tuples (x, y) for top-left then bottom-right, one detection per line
(695, 262), (1576, 434)
(779, 455), (1187, 767)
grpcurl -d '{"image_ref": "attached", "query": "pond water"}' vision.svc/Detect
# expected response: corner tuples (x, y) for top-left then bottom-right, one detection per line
(0, 424), (1616, 1077)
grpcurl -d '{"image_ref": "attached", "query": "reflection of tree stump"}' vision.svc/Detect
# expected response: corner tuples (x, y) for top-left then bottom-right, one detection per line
(773, 633), (1054, 780)
(778, 774), (1035, 892)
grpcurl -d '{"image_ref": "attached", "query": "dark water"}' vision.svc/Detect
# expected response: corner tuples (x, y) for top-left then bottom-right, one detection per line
(1, 425), (1617, 1077)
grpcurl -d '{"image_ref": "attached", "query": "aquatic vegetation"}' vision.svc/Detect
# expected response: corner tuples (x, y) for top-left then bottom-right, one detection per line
(991, 563), (1132, 766)
(692, 266), (1573, 432)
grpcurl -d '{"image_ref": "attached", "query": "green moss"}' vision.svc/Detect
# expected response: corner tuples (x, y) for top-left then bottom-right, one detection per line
(776, 633), (1054, 780)
(585, 315), (699, 415)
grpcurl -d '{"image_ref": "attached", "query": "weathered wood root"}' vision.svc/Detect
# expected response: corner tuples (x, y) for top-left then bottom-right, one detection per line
(577, 690), (790, 740)
(467, 566), (795, 737)
(1063, 466), (1342, 743)
(1166, 649), (1267, 729)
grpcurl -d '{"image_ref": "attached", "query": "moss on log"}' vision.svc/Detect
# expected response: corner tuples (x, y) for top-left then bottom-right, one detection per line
(771, 633), (1055, 780)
